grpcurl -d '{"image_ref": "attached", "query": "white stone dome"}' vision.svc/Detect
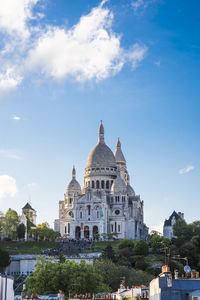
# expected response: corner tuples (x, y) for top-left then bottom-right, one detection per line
(86, 142), (116, 168)
(66, 178), (81, 194)
(66, 167), (81, 194)
(111, 175), (127, 194)
(126, 184), (135, 196)
(86, 122), (116, 169)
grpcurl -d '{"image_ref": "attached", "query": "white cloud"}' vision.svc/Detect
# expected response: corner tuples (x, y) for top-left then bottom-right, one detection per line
(0, 149), (22, 160)
(0, 175), (18, 199)
(26, 2), (147, 81)
(12, 115), (21, 121)
(126, 44), (148, 70)
(179, 165), (195, 174)
(0, 68), (22, 95)
(0, 0), (148, 93)
(0, 0), (39, 38)
(132, 0), (159, 14)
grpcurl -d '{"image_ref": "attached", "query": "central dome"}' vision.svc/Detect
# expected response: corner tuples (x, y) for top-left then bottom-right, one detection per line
(86, 142), (116, 168)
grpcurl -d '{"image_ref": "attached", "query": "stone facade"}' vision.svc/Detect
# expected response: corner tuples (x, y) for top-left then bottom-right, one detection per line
(54, 123), (148, 240)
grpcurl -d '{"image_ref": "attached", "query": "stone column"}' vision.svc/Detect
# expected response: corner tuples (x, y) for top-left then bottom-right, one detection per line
(89, 225), (93, 239)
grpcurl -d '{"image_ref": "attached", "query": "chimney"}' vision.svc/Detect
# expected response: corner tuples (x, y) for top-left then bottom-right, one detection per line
(162, 265), (170, 274)
(178, 212), (184, 220)
(174, 270), (179, 279)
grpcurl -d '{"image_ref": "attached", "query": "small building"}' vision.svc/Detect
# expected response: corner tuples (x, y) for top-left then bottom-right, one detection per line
(150, 265), (200, 300)
(163, 211), (184, 239)
(22, 202), (37, 226)
(0, 274), (14, 300)
(112, 285), (149, 299)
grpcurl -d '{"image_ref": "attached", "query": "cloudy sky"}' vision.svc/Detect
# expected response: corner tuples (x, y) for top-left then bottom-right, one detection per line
(0, 0), (199, 232)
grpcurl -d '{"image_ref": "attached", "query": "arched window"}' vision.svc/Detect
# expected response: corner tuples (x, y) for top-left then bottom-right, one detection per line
(101, 180), (104, 189)
(92, 181), (95, 188)
(80, 211), (83, 219)
(87, 205), (91, 216)
(106, 180), (109, 189)
(96, 180), (100, 189)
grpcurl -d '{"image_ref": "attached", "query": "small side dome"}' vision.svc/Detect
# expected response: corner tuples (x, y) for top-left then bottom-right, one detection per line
(127, 184), (135, 197)
(66, 167), (81, 194)
(111, 175), (127, 194)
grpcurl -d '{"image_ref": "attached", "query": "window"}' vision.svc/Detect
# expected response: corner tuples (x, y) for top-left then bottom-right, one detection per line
(111, 224), (114, 232)
(97, 211), (100, 218)
(115, 222), (117, 232)
(80, 211), (83, 219)
(115, 196), (120, 202)
(69, 211), (72, 216)
(106, 180), (109, 189)
(115, 210), (120, 215)
(88, 205), (91, 216)
(92, 181), (95, 188)
(68, 223), (70, 233)
(118, 224), (120, 232)
(65, 226), (67, 234)
(70, 198), (73, 204)
(96, 180), (100, 189)
(101, 180), (104, 189)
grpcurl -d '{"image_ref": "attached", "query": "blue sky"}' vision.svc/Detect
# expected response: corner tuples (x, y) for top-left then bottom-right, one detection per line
(0, 0), (199, 232)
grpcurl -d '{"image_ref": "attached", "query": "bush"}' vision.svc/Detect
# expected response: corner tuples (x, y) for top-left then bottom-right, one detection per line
(118, 239), (135, 250)
(0, 249), (10, 272)
(134, 240), (149, 256)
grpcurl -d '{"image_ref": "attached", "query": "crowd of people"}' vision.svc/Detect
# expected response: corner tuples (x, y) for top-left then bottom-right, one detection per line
(47, 238), (94, 256)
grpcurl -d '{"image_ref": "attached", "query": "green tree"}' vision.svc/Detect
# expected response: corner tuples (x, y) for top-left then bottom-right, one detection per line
(32, 227), (60, 241)
(2, 208), (19, 239)
(101, 245), (116, 262)
(93, 259), (153, 291)
(149, 234), (164, 253)
(134, 240), (149, 256)
(172, 219), (187, 239)
(0, 249), (10, 272)
(26, 258), (109, 295)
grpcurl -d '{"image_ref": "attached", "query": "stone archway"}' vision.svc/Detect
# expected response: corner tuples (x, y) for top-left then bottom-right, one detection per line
(93, 226), (98, 238)
(75, 226), (81, 239)
(84, 226), (89, 238)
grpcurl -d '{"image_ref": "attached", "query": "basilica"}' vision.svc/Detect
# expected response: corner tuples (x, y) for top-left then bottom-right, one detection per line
(54, 123), (148, 240)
